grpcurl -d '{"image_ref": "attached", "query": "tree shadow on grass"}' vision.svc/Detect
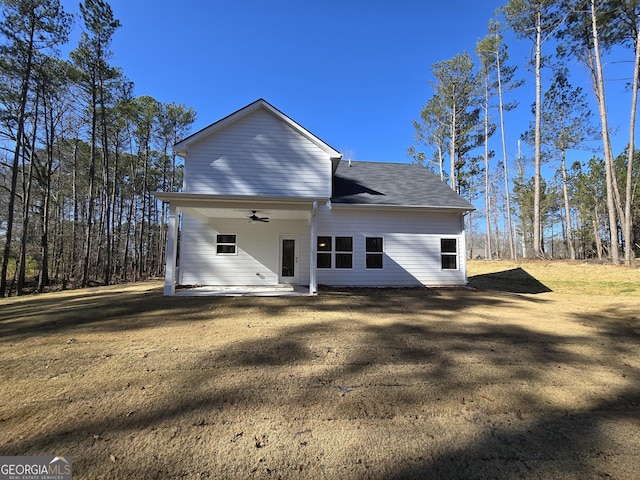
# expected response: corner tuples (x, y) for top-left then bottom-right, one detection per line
(385, 390), (640, 480)
(469, 268), (552, 294)
(0, 284), (543, 342)
(2, 298), (638, 478)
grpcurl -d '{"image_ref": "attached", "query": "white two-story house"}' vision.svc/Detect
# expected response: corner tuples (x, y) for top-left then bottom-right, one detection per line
(154, 99), (474, 295)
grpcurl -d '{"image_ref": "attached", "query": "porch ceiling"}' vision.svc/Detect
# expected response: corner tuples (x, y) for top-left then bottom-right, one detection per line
(154, 192), (326, 222)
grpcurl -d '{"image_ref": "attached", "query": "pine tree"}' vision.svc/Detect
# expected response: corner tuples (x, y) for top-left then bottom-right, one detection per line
(0, 0), (71, 295)
(70, 0), (121, 287)
(503, 0), (562, 257)
(429, 52), (482, 193)
(538, 67), (596, 259)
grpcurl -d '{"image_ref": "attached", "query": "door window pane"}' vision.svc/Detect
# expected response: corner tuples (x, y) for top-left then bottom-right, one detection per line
(282, 239), (295, 277)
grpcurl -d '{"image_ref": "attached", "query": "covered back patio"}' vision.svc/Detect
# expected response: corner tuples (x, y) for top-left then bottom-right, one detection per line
(154, 193), (328, 296)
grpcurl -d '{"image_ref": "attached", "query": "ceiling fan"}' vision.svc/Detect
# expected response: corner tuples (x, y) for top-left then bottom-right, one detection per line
(248, 210), (269, 223)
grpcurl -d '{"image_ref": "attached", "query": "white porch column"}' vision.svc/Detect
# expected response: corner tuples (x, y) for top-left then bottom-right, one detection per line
(164, 205), (179, 296)
(309, 201), (318, 295)
(460, 214), (468, 284)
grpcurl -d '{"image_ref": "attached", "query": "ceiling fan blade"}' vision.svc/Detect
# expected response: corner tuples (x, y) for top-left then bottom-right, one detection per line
(249, 210), (269, 222)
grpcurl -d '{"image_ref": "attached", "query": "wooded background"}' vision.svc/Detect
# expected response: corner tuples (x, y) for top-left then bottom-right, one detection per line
(1, 0), (638, 296)
(410, 0), (639, 265)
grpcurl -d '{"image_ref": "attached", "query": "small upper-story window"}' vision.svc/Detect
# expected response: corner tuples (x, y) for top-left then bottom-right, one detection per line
(216, 234), (237, 255)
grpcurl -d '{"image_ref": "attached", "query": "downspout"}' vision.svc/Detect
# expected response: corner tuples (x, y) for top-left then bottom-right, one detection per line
(309, 201), (318, 295)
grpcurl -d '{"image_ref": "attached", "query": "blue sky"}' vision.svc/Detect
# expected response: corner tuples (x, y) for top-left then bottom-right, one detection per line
(60, 0), (636, 168)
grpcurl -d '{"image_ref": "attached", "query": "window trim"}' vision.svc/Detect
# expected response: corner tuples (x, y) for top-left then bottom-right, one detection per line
(440, 238), (458, 270)
(365, 236), (384, 269)
(316, 235), (354, 269)
(216, 233), (237, 255)
(335, 236), (353, 269)
(317, 236), (332, 269)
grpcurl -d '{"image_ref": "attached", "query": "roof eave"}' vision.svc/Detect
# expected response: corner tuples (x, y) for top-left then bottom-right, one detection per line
(154, 191), (330, 205)
(330, 203), (475, 214)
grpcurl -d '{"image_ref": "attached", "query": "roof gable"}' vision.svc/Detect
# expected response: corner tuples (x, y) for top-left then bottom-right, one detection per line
(332, 161), (474, 210)
(174, 99), (342, 160)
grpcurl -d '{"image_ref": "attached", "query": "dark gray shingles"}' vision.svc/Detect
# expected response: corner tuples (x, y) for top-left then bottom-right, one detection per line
(331, 161), (474, 210)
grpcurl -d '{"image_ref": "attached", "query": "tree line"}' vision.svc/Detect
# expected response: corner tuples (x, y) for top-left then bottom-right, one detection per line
(0, 0), (196, 296)
(2, 1), (637, 298)
(410, 0), (639, 265)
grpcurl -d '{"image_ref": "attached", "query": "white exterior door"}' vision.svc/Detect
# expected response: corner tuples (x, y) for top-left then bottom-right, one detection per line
(279, 235), (298, 284)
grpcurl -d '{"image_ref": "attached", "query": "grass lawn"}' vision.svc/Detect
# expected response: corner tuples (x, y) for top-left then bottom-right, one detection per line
(0, 260), (639, 479)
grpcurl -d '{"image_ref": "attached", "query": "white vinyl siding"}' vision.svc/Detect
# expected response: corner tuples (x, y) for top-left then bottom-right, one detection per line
(183, 109), (332, 197)
(177, 207), (468, 288)
(315, 206), (467, 287)
(178, 214), (310, 286)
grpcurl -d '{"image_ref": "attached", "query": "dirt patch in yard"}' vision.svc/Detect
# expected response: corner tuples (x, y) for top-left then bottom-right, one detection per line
(1, 261), (639, 479)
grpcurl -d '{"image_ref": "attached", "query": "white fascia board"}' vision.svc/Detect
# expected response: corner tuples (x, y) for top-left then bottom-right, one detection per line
(153, 191), (330, 208)
(330, 203), (475, 214)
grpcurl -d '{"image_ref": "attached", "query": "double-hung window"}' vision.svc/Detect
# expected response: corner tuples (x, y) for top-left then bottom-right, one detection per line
(440, 238), (457, 269)
(366, 237), (383, 269)
(317, 236), (353, 269)
(335, 236), (353, 269)
(216, 234), (237, 255)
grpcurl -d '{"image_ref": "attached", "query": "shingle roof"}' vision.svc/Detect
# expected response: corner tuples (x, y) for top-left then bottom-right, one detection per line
(331, 161), (474, 210)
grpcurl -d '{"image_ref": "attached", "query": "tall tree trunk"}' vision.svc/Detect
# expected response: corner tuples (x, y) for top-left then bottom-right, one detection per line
(82, 85), (98, 287)
(71, 138), (80, 282)
(450, 103), (457, 191)
(560, 150), (576, 260)
(590, 0), (622, 264)
(139, 162), (148, 278)
(593, 201), (603, 260)
(491, 182), (502, 257)
(123, 197), (134, 281)
(436, 144), (444, 182)
(38, 93), (56, 292)
(625, 20), (640, 265)
(0, 22), (36, 296)
(17, 128), (36, 295)
(483, 80), (493, 259)
(17, 88), (40, 294)
(99, 78), (112, 285)
(496, 44), (515, 260)
(533, 10), (543, 258)
(110, 138), (120, 280)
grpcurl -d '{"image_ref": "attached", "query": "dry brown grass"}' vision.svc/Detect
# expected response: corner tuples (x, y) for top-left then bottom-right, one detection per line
(1, 261), (639, 479)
